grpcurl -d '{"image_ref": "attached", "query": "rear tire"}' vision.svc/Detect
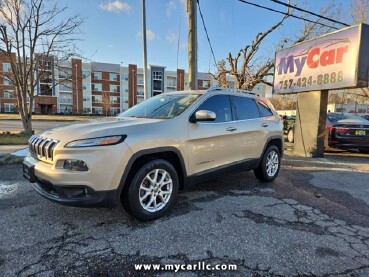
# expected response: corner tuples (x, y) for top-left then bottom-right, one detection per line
(254, 145), (281, 182)
(287, 128), (294, 143)
(121, 159), (179, 221)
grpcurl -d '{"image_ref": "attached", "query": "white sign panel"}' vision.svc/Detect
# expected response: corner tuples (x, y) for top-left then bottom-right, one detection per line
(273, 25), (361, 93)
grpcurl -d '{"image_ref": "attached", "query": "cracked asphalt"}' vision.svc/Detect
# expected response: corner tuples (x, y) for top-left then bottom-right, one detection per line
(1, 151), (369, 276)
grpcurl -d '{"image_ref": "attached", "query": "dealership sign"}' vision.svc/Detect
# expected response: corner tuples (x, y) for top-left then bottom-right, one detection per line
(273, 24), (369, 94)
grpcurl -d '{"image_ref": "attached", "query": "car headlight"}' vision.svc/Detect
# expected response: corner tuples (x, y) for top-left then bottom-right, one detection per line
(64, 135), (126, 148)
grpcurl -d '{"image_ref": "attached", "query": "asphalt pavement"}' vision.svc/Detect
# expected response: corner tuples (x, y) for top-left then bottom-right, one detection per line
(1, 151), (369, 276)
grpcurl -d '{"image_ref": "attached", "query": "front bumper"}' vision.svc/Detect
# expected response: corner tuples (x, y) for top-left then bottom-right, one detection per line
(329, 135), (369, 150)
(23, 159), (117, 208)
(32, 177), (117, 208)
(23, 141), (133, 208)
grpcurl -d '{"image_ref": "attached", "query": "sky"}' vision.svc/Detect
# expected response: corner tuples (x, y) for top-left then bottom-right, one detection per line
(62, 0), (352, 73)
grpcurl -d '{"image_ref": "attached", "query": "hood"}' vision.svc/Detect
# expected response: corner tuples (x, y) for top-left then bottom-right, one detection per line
(38, 117), (162, 141)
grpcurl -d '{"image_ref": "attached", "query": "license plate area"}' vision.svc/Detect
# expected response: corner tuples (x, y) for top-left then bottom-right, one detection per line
(23, 161), (36, 183)
(355, 130), (366, 136)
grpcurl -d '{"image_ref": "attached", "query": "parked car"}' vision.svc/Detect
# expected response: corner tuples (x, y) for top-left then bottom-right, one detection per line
(360, 114), (369, 121)
(23, 87), (284, 221)
(285, 113), (369, 153)
(326, 113), (369, 153)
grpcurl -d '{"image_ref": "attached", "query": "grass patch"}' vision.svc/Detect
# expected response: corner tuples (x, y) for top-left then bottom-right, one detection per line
(0, 131), (30, 145)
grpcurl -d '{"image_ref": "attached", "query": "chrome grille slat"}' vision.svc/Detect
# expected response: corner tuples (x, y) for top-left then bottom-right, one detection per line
(28, 135), (59, 162)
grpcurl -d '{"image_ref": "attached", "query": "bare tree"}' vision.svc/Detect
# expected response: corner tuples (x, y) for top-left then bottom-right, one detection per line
(350, 0), (369, 24)
(102, 91), (111, 117)
(0, 0), (84, 135)
(214, 0), (341, 90)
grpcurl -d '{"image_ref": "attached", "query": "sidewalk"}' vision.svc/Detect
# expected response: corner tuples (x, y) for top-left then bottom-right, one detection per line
(0, 145), (27, 165)
(0, 145), (27, 155)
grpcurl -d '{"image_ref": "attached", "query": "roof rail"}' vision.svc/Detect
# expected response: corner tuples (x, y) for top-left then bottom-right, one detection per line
(207, 86), (260, 97)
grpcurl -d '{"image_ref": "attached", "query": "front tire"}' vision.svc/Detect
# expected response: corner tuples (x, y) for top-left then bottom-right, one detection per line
(122, 159), (179, 221)
(254, 145), (281, 182)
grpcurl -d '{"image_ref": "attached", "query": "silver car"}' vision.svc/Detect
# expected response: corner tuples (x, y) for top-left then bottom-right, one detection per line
(23, 87), (284, 220)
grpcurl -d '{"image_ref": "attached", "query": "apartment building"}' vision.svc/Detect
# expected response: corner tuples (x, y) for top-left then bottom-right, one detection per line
(0, 54), (236, 115)
(0, 53), (17, 113)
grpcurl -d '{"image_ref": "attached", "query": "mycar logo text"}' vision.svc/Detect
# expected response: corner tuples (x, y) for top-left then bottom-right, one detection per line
(277, 39), (350, 77)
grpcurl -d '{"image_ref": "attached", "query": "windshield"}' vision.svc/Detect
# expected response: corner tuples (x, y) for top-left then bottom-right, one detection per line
(118, 93), (201, 119)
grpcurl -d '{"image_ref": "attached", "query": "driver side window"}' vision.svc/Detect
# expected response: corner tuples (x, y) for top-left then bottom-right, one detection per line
(196, 95), (232, 123)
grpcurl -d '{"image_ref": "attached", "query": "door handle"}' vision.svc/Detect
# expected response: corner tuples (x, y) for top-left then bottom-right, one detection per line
(261, 123), (269, 128)
(226, 127), (237, 132)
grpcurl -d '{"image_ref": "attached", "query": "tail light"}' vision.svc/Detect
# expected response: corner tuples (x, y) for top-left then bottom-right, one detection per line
(335, 127), (350, 134)
(327, 126), (350, 134)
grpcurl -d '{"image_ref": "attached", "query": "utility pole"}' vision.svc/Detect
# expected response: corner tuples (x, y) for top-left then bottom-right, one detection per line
(142, 0), (148, 100)
(187, 0), (198, 90)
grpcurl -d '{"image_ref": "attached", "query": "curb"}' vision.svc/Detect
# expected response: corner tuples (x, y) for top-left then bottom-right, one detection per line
(0, 154), (24, 165)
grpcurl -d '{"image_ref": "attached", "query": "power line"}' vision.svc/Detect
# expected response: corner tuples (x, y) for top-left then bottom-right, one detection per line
(197, 0), (217, 67)
(236, 0), (339, 30)
(270, 0), (349, 27)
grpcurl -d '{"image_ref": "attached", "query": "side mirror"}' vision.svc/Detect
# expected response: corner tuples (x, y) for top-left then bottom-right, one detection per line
(190, 110), (216, 123)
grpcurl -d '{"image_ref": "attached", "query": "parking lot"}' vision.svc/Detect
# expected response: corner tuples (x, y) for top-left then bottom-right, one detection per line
(0, 150), (368, 276)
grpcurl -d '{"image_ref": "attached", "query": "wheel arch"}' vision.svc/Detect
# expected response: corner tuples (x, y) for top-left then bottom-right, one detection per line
(117, 147), (188, 202)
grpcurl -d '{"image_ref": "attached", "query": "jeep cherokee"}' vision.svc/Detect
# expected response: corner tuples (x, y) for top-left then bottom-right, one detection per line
(23, 87), (284, 221)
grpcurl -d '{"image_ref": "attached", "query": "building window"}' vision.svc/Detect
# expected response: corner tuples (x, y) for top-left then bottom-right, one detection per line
(83, 82), (90, 90)
(121, 74), (129, 81)
(94, 107), (103, 114)
(336, 108), (346, 112)
(110, 107), (119, 115)
(39, 60), (52, 71)
(93, 72), (102, 80)
(93, 95), (102, 103)
(153, 71), (163, 80)
(83, 108), (91, 114)
(60, 97), (72, 104)
(358, 108), (367, 113)
(109, 85), (119, 92)
(40, 84), (53, 95)
(202, 80), (210, 88)
(2, 63), (11, 72)
(83, 96), (91, 101)
(110, 96), (119, 103)
(58, 71), (71, 79)
(59, 84), (72, 92)
(61, 106), (72, 113)
(4, 103), (15, 113)
(93, 83), (102, 91)
(4, 90), (15, 99)
(109, 73), (118, 81)
(82, 71), (90, 79)
(3, 77), (13, 86)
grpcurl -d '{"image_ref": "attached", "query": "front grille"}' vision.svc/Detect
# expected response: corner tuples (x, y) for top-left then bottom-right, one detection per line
(28, 135), (59, 162)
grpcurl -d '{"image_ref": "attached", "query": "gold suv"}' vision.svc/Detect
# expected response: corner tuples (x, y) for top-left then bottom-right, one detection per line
(23, 87), (284, 221)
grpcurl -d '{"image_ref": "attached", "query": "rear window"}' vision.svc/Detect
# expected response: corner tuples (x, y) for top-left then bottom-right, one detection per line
(327, 113), (359, 122)
(258, 101), (273, 117)
(233, 96), (260, 120)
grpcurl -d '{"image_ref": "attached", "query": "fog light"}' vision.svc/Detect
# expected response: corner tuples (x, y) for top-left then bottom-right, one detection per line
(63, 160), (88, 171)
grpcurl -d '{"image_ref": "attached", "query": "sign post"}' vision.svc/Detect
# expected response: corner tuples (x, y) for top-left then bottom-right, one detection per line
(273, 24), (369, 157)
